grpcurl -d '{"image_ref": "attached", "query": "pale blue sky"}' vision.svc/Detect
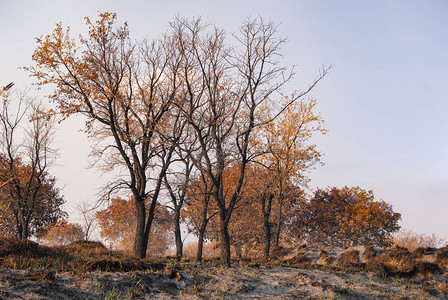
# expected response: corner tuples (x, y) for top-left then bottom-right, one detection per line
(1, 0), (447, 238)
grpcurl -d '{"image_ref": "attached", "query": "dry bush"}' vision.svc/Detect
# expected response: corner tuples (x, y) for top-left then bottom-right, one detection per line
(393, 229), (447, 251)
(269, 246), (296, 259)
(436, 247), (448, 267)
(412, 262), (443, 278)
(183, 241), (220, 259)
(37, 220), (84, 246)
(317, 250), (334, 265)
(0, 237), (165, 273)
(363, 246), (376, 261)
(363, 247), (442, 278)
(378, 248), (414, 273)
(61, 240), (110, 258)
(0, 237), (53, 258)
(336, 249), (364, 270)
(0, 237), (67, 270)
(284, 252), (310, 266)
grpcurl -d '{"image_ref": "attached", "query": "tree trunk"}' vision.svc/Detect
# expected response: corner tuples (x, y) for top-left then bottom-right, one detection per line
(196, 211), (210, 261)
(263, 213), (271, 258)
(274, 196), (283, 247)
(17, 223), (23, 240)
(23, 218), (30, 240)
(17, 214), (29, 240)
(196, 227), (205, 261)
(23, 226), (29, 240)
(196, 194), (211, 262)
(262, 194), (274, 258)
(133, 198), (148, 259)
(174, 207), (183, 257)
(219, 214), (231, 267)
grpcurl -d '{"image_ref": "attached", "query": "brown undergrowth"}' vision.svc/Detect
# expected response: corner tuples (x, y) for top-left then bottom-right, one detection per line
(0, 238), (165, 274)
(3, 238), (448, 278)
(2, 239), (448, 298)
(271, 244), (448, 278)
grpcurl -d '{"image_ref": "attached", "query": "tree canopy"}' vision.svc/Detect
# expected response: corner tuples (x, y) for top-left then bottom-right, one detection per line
(289, 186), (401, 248)
(27, 12), (329, 264)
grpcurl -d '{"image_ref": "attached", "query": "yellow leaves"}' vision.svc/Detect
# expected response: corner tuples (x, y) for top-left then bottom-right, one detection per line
(27, 11), (131, 122)
(256, 95), (326, 188)
(84, 12), (128, 43)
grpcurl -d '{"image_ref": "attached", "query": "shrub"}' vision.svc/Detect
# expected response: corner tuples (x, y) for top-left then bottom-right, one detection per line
(393, 229), (447, 251)
(183, 241), (220, 258)
(291, 186), (401, 248)
(37, 220), (84, 246)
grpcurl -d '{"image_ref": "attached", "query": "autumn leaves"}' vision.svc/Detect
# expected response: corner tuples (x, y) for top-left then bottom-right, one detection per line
(22, 11), (403, 267)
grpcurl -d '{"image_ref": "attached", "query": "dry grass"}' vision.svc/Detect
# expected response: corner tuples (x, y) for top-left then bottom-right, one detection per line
(436, 246), (448, 267)
(0, 237), (165, 274)
(393, 229), (447, 251)
(1, 239), (448, 298)
(336, 249), (363, 269)
(182, 241), (221, 259)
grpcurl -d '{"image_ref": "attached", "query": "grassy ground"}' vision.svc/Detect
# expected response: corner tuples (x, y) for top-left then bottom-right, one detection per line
(1, 238), (448, 299)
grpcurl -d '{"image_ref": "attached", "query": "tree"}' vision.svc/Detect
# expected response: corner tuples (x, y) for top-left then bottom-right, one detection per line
(96, 197), (172, 254)
(251, 96), (326, 256)
(187, 164), (303, 259)
(290, 187), (401, 248)
(183, 170), (216, 261)
(38, 220), (84, 246)
(160, 103), (192, 257)
(28, 12), (182, 258)
(29, 12), (329, 264)
(0, 163), (66, 239)
(171, 17), (329, 266)
(185, 95), (325, 259)
(75, 200), (98, 241)
(0, 90), (65, 240)
(163, 154), (193, 257)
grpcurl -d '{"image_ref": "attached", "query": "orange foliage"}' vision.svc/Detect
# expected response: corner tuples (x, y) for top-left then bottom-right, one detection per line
(96, 197), (173, 255)
(262, 96), (326, 187)
(290, 187), (401, 248)
(38, 220), (84, 246)
(183, 241), (221, 258)
(0, 159), (66, 239)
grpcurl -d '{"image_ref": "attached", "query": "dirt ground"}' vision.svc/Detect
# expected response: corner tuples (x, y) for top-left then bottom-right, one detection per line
(1, 240), (448, 299)
(1, 263), (447, 299)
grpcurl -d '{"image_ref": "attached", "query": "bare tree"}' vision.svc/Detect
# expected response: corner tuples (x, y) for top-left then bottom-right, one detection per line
(75, 200), (98, 241)
(0, 90), (64, 240)
(29, 13), (328, 262)
(171, 17), (329, 266)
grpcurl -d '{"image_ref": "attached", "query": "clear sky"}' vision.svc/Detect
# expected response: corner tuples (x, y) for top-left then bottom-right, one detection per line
(1, 0), (447, 238)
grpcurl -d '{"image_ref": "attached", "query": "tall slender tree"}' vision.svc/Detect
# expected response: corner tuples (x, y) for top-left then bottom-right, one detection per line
(29, 13), (329, 263)
(171, 17), (329, 266)
(28, 13), (182, 258)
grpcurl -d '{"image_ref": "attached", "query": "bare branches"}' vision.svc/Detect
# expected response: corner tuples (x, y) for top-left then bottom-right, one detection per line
(28, 13), (329, 261)
(0, 90), (64, 240)
(75, 200), (98, 241)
